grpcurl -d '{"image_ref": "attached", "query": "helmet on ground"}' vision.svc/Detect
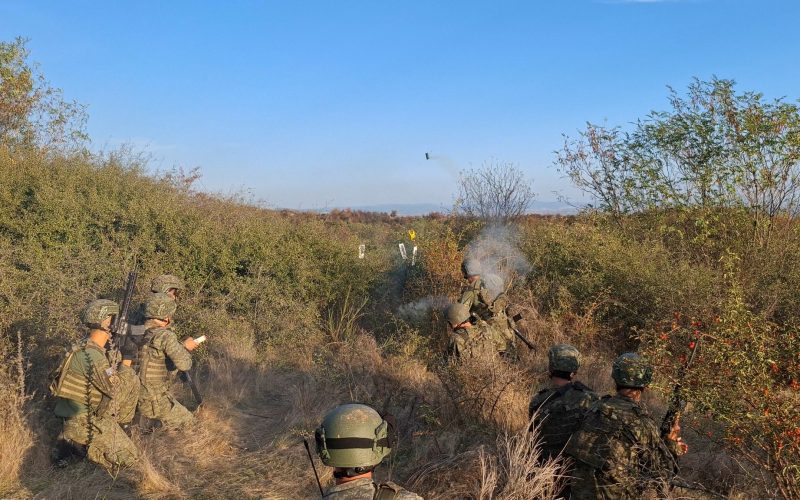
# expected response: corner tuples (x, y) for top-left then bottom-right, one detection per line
(81, 299), (119, 329)
(548, 344), (581, 373)
(151, 274), (185, 294)
(612, 352), (653, 388)
(144, 293), (177, 320)
(314, 403), (394, 469)
(445, 303), (471, 327)
(461, 258), (482, 278)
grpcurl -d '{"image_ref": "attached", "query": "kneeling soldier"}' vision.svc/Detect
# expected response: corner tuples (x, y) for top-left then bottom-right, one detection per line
(138, 293), (198, 429)
(51, 299), (140, 471)
(566, 353), (687, 499)
(444, 303), (497, 359)
(315, 403), (423, 499)
(529, 344), (598, 460)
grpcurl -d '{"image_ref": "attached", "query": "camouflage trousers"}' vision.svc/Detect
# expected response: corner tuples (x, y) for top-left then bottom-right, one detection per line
(61, 367), (140, 471)
(62, 413), (138, 471)
(138, 388), (194, 429)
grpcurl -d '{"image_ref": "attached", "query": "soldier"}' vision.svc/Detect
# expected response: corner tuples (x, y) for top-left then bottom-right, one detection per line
(150, 274), (185, 300)
(50, 299), (140, 471)
(528, 344), (598, 461)
(444, 302), (501, 359)
(314, 403), (423, 499)
(458, 258), (514, 354)
(565, 353), (687, 499)
(137, 292), (198, 429)
(129, 274), (186, 330)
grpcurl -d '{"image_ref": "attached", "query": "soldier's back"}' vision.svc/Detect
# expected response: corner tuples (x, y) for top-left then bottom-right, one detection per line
(529, 381), (597, 460)
(566, 395), (671, 499)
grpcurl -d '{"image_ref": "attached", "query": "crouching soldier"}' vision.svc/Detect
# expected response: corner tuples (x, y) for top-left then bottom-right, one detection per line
(444, 303), (498, 359)
(138, 292), (198, 429)
(529, 344), (598, 460)
(566, 353), (687, 499)
(315, 403), (423, 499)
(50, 299), (140, 471)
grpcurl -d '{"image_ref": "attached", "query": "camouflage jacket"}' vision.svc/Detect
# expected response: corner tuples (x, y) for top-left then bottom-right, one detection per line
(138, 326), (192, 396)
(323, 478), (423, 499)
(52, 339), (121, 418)
(459, 274), (506, 322)
(565, 394), (679, 500)
(528, 381), (598, 460)
(449, 321), (502, 359)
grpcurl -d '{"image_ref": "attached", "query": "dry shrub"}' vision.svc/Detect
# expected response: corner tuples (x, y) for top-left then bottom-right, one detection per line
(0, 334), (33, 497)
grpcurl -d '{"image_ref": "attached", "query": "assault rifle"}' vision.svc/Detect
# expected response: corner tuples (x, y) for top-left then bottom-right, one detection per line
(510, 313), (535, 350)
(660, 337), (700, 439)
(111, 262), (138, 368)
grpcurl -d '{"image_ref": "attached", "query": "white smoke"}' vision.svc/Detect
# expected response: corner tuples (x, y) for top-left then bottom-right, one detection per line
(464, 224), (532, 296)
(397, 295), (450, 324)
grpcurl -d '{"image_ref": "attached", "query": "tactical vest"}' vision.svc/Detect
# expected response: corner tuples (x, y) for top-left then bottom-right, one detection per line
(138, 327), (171, 389)
(49, 341), (112, 414)
(529, 382), (597, 459)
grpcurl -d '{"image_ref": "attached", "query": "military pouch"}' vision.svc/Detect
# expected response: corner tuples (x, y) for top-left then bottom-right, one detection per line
(49, 348), (79, 398)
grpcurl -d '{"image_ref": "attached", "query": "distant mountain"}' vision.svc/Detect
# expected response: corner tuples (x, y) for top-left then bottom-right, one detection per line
(308, 201), (579, 216)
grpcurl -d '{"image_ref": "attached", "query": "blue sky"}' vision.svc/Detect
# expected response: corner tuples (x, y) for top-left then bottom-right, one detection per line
(2, 0), (799, 209)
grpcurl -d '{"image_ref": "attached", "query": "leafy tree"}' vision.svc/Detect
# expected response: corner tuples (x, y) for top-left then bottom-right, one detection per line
(455, 160), (535, 223)
(557, 78), (800, 245)
(0, 37), (88, 152)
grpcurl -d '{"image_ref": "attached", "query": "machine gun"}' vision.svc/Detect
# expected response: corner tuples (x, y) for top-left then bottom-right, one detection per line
(660, 337), (700, 439)
(110, 262), (138, 368)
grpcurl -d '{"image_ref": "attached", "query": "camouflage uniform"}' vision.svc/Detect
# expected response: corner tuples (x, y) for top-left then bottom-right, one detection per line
(52, 338), (140, 470)
(529, 381), (598, 460)
(448, 321), (498, 359)
(138, 325), (195, 428)
(565, 353), (680, 499)
(459, 273), (514, 354)
(323, 478), (423, 499)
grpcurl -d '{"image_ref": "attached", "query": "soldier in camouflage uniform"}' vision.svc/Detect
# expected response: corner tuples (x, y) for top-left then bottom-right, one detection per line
(565, 353), (687, 499)
(137, 293), (198, 429)
(315, 403), (423, 499)
(51, 299), (141, 471)
(129, 274), (186, 333)
(458, 258), (515, 355)
(529, 344), (598, 460)
(444, 302), (500, 359)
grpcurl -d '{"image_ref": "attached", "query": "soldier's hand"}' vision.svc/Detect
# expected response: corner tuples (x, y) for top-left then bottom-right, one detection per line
(667, 419), (689, 455)
(183, 337), (199, 351)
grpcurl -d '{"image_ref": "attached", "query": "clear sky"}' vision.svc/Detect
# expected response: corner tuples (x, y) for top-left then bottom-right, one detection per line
(2, 0), (799, 210)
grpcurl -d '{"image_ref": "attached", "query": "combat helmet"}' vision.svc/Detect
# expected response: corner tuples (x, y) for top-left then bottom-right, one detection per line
(144, 292), (177, 320)
(612, 352), (653, 388)
(445, 303), (471, 328)
(548, 344), (581, 373)
(81, 299), (119, 330)
(151, 274), (185, 294)
(315, 404), (395, 474)
(461, 257), (482, 278)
